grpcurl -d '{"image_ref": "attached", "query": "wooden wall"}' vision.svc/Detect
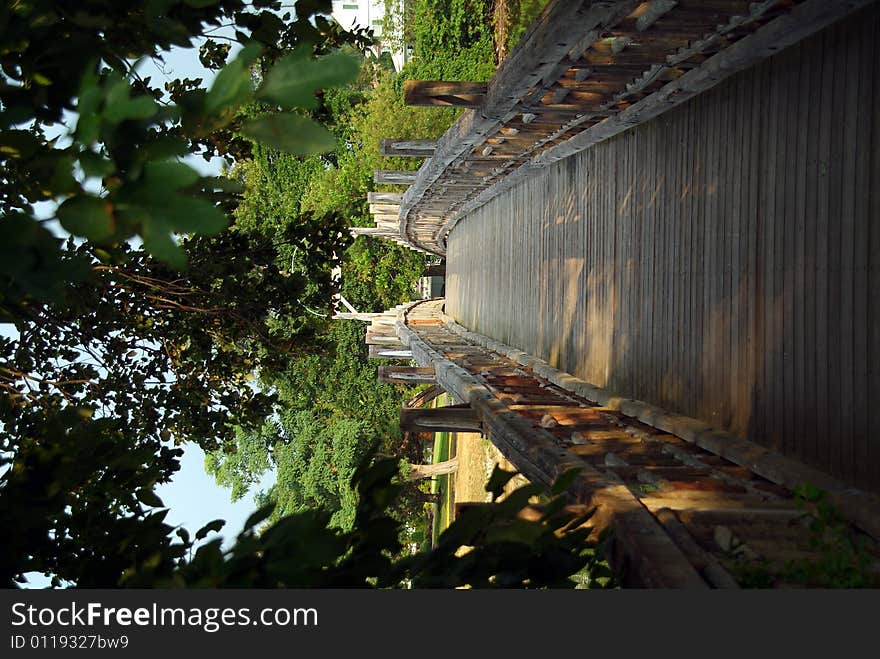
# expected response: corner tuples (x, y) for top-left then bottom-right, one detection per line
(446, 5), (880, 491)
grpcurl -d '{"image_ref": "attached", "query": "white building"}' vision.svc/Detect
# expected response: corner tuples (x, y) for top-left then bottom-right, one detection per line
(331, 0), (407, 71)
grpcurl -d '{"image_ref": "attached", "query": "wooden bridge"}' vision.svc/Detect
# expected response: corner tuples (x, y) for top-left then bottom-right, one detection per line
(352, 0), (880, 586)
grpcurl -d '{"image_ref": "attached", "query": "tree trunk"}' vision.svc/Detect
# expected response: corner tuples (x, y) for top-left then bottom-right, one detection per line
(399, 405), (481, 433)
(407, 458), (459, 481)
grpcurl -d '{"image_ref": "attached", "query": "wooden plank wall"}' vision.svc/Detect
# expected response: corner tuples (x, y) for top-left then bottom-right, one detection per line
(445, 5), (880, 491)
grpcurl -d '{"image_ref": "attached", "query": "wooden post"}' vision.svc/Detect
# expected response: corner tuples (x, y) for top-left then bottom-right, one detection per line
(367, 192), (405, 204)
(399, 405), (481, 433)
(407, 458), (459, 480)
(366, 330), (404, 346)
(333, 312), (394, 323)
(403, 80), (488, 108)
(369, 203), (401, 214)
(378, 366), (436, 385)
(374, 170), (418, 185)
(380, 139), (437, 158)
(455, 502), (590, 522)
(368, 345), (412, 359)
(350, 227), (398, 237)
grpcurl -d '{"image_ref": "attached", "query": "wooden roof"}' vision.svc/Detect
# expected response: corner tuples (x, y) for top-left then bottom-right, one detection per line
(365, 0), (874, 255)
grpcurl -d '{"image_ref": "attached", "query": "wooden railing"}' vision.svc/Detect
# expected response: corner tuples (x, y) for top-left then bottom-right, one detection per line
(355, 298), (880, 587)
(358, 0), (872, 255)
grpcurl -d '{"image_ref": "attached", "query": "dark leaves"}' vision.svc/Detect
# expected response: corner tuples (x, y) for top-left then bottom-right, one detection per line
(241, 113), (336, 155)
(257, 47), (360, 110)
(195, 519), (225, 541)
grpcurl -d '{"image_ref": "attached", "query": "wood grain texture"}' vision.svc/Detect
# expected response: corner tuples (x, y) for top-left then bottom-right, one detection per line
(446, 6), (880, 491)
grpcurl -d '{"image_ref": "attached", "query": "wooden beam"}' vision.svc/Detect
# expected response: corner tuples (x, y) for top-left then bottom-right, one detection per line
(369, 203), (401, 214)
(635, 1), (679, 32)
(374, 170), (418, 185)
(380, 139), (437, 158)
(396, 0), (642, 254)
(399, 405), (481, 433)
(368, 345), (413, 359)
(535, 0), (877, 166)
(396, 308), (713, 587)
(333, 312), (394, 323)
(365, 331), (405, 347)
(378, 365), (436, 385)
(350, 227), (397, 237)
(367, 192), (405, 204)
(404, 80), (488, 108)
(653, 507), (740, 589)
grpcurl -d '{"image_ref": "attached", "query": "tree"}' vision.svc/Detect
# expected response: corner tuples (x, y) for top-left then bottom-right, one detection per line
(1, 0), (369, 305)
(129, 458), (615, 589)
(0, 0), (371, 587)
(205, 321), (415, 531)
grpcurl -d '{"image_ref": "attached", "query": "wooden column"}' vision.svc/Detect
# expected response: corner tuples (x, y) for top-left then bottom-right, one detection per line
(404, 80), (487, 108)
(367, 192), (405, 204)
(351, 227), (397, 237)
(380, 139), (437, 158)
(378, 366), (436, 385)
(374, 170), (418, 185)
(369, 203), (401, 214)
(368, 345), (413, 359)
(399, 405), (481, 433)
(333, 312), (395, 323)
(366, 330), (404, 346)
(635, 0), (678, 32)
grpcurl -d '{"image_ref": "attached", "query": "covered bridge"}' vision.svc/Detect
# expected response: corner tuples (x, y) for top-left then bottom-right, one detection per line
(352, 0), (880, 586)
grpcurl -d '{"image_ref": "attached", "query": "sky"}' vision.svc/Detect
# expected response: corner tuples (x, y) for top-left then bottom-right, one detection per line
(12, 34), (276, 588)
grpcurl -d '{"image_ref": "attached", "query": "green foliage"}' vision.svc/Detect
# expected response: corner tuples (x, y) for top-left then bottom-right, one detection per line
(241, 112), (338, 155)
(206, 321), (409, 530)
(402, 0), (496, 82)
(115, 453), (614, 588)
(299, 65), (457, 215)
(726, 485), (879, 588)
(257, 46), (361, 110)
(782, 486), (878, 588)
(204, 425), (275, 502)
(502, 0), (551, 55)
(0, 0), (365, 279)
(0, 0), (374, 587)
(204, 0), (497, 551)
(341, 238), (425, 312)
(0, 406), (184, 587)
(267, 410), (373, 529)
(380, 0), (417, 56)
(405, 466), (615, 588)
